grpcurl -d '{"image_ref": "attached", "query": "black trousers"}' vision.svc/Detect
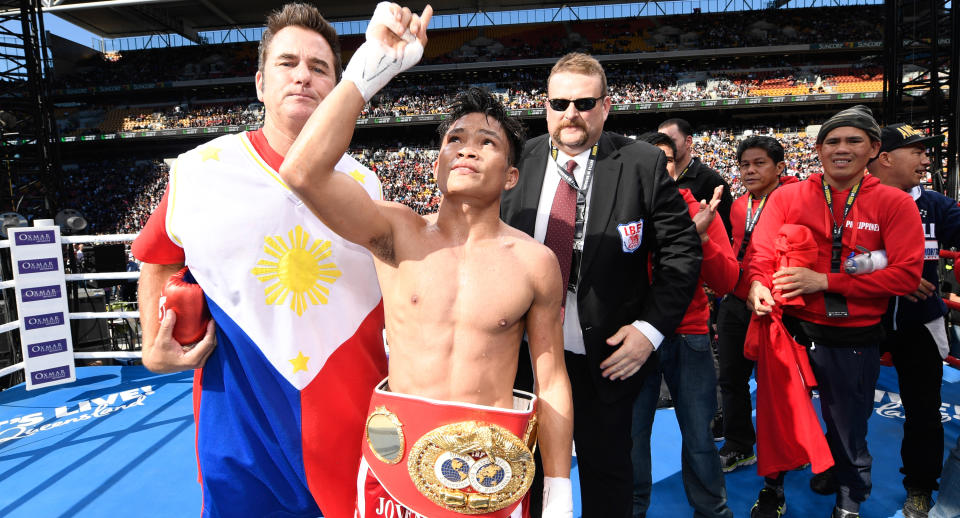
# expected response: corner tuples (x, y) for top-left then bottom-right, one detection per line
(807, 340), (881, 511)
(882, 322), (945, 491)
(716, 295), (756, 453)
(516, 347), (640, 518)
(566, 351), (637, 518)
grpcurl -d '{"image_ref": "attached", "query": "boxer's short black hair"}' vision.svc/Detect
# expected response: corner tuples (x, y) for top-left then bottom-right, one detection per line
(438, 87), (526, 166)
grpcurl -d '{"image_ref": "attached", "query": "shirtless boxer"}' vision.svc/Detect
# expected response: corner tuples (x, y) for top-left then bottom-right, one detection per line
(278, 5), (574, 518)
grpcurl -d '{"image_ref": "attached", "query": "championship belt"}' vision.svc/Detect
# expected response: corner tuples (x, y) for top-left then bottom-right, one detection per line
(362, 378), (539, 517)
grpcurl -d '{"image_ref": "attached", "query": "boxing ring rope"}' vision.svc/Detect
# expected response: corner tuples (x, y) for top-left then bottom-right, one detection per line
(941, 250), (960, 369)
(0, 236), (957, 380)
(0, 233), (142, 381)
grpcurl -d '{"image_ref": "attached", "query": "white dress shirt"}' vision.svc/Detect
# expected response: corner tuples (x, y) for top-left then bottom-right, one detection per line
(533, 145), (664, 354)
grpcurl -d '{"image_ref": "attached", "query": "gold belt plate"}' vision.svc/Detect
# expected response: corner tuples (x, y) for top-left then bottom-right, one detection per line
(407, 421), (535, 514)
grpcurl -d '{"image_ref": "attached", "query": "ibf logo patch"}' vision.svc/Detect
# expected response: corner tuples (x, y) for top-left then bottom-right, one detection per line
(617, 220), (644, 253)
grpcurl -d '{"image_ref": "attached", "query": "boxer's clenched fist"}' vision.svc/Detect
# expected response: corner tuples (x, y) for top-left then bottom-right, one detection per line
(342, 2), (432, 101)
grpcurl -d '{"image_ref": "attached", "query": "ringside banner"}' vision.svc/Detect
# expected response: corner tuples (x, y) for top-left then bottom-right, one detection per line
(8, 225), (76, 390)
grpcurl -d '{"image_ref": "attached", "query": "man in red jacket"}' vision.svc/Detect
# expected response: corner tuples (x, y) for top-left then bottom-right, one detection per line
(631, 132), (738, 518)
(746, 105), (924, 518)
(716, 136), (798, 474)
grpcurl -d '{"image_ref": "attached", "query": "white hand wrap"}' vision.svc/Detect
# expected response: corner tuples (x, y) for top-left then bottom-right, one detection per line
(542, 476), (573, 518)
(342, 2), (423, 102)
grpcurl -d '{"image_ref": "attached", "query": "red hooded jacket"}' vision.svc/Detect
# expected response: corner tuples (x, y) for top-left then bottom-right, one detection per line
(730, 175), (800, 301)
(674, 189), (739, 334)
(745, 173), (924, 327)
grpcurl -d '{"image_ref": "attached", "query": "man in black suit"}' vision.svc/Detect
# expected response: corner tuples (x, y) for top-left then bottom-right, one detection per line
(501, 52), (703, 518)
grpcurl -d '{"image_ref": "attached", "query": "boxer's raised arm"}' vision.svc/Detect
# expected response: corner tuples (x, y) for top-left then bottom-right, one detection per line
(280, 78), (393, 255)
(280, 3), (430, 260)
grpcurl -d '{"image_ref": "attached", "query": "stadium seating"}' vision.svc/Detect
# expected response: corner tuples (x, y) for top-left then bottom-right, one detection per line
(63, 130), (824, 235)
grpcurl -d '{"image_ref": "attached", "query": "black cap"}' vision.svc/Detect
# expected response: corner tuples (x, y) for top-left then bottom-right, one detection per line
(879, 123), (945, 153)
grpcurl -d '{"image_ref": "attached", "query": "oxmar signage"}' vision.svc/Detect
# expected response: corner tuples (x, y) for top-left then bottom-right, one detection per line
(8, 224), (76, 390)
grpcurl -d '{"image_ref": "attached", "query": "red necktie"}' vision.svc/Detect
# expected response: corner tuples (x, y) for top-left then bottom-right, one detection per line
(544, 160), (578, 306)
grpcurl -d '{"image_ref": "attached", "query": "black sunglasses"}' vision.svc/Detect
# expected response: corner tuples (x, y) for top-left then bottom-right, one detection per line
(548, 96), (605, 112)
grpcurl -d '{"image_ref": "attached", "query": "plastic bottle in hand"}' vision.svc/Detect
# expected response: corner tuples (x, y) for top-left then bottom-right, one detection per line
(844, 250), (887, 274)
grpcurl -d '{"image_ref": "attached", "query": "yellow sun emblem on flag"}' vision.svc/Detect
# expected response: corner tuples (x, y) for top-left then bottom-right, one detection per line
(251, 225), (342, 316)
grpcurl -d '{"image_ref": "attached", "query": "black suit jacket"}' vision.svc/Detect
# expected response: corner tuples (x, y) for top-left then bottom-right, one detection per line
(677, 156), (734, 237)
(501, 132), (702, 403)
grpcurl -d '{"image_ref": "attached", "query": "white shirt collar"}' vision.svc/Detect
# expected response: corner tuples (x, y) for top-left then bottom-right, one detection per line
(550, 144), (593, 184)
(910, 184), (923, 201)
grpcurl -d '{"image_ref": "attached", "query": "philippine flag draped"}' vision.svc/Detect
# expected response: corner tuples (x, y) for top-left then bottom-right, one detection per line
(164, 131), (388, 518)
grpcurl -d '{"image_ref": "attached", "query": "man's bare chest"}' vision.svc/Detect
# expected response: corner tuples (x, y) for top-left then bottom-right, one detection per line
(378, 247), (534, 328)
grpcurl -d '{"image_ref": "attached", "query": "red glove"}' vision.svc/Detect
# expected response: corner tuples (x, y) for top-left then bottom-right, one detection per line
(159, 267), (211, 344)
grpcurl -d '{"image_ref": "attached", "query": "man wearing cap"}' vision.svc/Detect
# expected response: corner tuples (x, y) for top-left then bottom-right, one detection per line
(746, 105), (924, 518)
(867, 123), (960, 518)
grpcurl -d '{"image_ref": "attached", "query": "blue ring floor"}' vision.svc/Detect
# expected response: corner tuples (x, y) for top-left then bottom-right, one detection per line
(1, 365), (957, 517)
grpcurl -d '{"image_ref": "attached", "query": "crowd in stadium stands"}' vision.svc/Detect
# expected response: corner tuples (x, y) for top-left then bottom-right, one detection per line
(67, 131), (825, 234)
(640, 8), (881, 50)
(363, 65), (881, 116)
(65, 147), (443, 234)
(357, 147), (443, 214)
(123, 104), (263, 131)
(62, 158), (169, 235)
(692, 130), (823, 196)
(429, 7), (880, 64)
(96, 65), (881, 135)
(50, 5), (881, 90)
(52, 43), (258, 90)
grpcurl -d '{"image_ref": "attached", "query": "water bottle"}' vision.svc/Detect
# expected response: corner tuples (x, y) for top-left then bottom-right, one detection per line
(844, 250), (887, 274)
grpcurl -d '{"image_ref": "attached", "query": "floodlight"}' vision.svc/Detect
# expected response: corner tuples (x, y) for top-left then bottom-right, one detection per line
(54, 209), (88, 233)
(0, 212), (27, 239)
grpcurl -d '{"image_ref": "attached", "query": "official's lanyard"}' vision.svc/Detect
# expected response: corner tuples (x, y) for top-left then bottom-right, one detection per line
(821, 175), (864, 318)
(676, 157), (693, 182)
(550, 142), (598, 292)
(551, 143), (598, 247)
(737, 190), (772, 262)
(822, 176), (864, 273)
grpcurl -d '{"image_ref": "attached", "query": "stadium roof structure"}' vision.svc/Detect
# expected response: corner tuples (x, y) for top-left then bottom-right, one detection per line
(33, 0), (631, 41)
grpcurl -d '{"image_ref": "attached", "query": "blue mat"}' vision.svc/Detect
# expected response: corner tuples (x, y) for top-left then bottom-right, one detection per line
(0, 367), (199, 518)
(647, 366), (960, 518)
(0, 365), (958, 517)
